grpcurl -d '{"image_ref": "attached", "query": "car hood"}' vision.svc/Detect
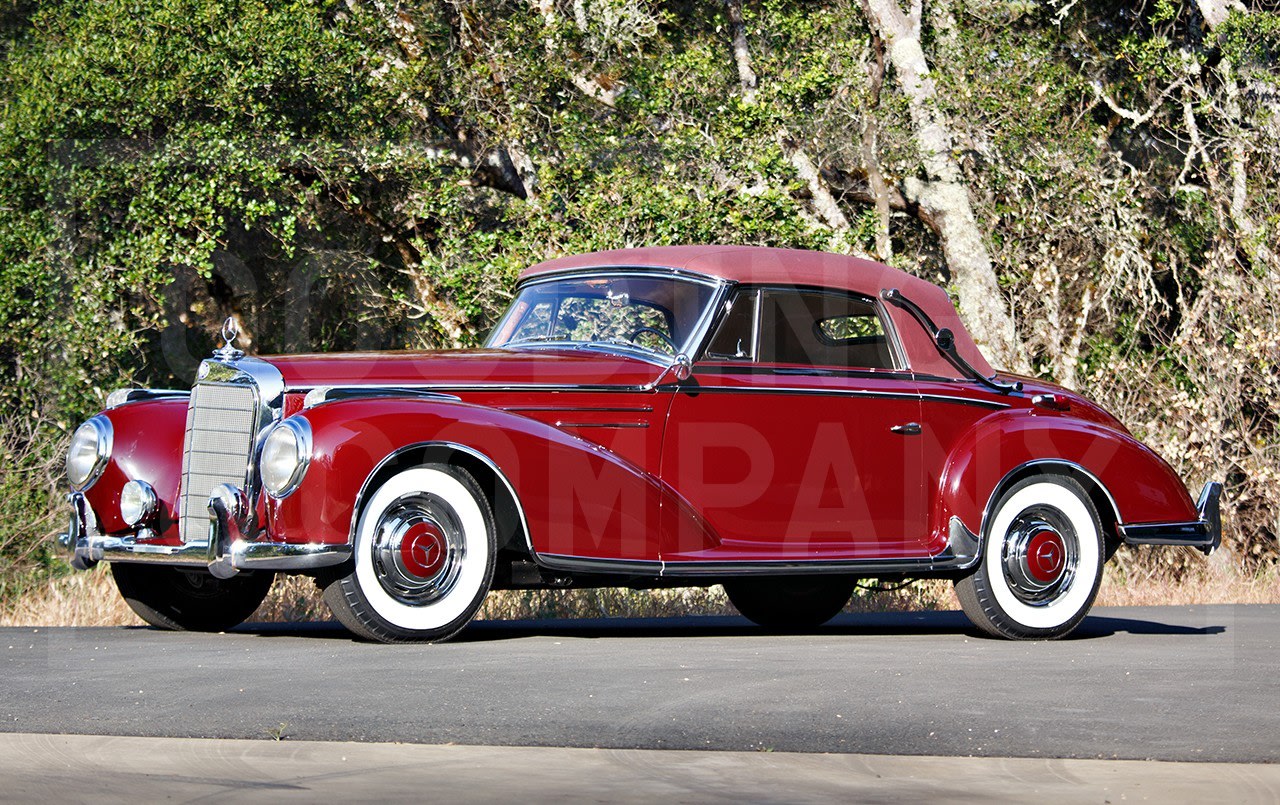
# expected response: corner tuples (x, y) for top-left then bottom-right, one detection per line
(263, 347), (666, 391)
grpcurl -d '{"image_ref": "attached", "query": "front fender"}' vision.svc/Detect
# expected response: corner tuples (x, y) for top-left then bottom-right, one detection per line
(82, 399), (188, 539)
(268, 397), (710, 561)
(936, 412), (1199, 540)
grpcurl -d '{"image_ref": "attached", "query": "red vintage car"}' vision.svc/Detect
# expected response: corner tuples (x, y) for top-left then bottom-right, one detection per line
(59, 246), (1220, 641)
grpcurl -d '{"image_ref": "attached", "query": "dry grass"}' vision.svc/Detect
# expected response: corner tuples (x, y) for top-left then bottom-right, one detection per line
(0, 566), (143, 627)
(3, 552), (1276, 628)
(0, 569), (958, 627)
(1096, 548), (1280, 607)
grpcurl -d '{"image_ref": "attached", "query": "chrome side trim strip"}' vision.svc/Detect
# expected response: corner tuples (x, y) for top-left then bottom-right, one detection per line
(304, 386), (462, 408)
(535, 521), (981, 578)
(105, 388), (190, 409)
(536, 554), (663, 576)
(917, 393), (1011, 410)
(287, 382), (658, 395)
(677, 384), (1009, 410)
(657, 555), (974, 577)
(501, 405), (656, 413)
(281, 380), (1006, 410)
(555, 421), (649, 429)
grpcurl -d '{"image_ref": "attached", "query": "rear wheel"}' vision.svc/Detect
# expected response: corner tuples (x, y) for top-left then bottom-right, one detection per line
(322, 463), (496, 643)
(724, 576), (854, 629)
(111, 563), (274, 632)
(955, 475), (1104, 640)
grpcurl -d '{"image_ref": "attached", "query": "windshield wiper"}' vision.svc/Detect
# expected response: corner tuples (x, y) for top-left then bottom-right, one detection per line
(505, 335), (573, 347)
(578, 339), (672, 361)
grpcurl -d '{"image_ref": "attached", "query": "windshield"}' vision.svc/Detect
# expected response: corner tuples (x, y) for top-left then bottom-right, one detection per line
(487, 273), (719, 359)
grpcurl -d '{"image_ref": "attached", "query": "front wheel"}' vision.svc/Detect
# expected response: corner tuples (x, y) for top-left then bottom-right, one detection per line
(111, 563), (274, 632)
(724, 576), (854, 629)
(322, 463), (496, 643)
(955, 475), (1104, 640)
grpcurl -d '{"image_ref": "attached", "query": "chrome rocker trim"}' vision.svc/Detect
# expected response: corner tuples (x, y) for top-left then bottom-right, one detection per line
(58, 490), (351, 576)
(1119, 481), (1222, 556)
(534, 517), (981, 578)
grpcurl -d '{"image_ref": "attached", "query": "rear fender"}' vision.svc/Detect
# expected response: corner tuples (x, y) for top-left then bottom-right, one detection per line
(936, 413), (1198, 546)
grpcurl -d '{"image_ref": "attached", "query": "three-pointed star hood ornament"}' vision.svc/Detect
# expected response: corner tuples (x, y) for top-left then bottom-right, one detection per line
(213, 315), (245, 360)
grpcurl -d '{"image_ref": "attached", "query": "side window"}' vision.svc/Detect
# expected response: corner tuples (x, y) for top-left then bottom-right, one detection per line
(759, 289), (897, 370)
(702, 290), (758, 360)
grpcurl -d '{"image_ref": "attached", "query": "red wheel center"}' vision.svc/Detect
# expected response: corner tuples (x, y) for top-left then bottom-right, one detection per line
(400, 522), (448, 579)
(1026, 530), (1065, 583)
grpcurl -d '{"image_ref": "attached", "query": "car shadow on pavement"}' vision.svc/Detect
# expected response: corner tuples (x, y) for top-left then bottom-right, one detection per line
(226, 609), (1226, 643)
(1066, 615), (1226, 639)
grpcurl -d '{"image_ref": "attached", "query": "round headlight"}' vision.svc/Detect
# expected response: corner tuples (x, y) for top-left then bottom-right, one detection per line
(66, 415), (112, 490)
(260, 417), (312, 499)
(120, 480), (158, 526)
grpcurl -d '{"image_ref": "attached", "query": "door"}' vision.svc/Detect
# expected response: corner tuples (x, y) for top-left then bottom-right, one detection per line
(660, 287), (930, 563)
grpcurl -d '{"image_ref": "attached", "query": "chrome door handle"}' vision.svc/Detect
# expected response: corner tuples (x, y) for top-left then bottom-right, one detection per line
(891, 422), (922, 435)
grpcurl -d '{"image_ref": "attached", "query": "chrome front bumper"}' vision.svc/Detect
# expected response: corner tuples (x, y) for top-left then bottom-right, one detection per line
(1119, 481), (1223, 556)
(58, 489), (351, 577)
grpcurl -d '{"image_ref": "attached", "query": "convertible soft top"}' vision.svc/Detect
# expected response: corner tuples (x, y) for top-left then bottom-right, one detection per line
(522, 245), (997, 379)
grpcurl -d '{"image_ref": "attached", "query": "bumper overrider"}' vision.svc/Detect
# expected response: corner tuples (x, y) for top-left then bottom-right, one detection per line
(1119, 481), (1223, 556)
(57, 485), (351, 578)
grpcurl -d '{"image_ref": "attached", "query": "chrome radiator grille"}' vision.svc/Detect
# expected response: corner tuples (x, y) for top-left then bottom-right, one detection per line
(179, 383), (258, 542)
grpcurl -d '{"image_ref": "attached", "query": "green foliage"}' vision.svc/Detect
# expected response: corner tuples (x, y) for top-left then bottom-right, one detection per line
(1212, 9), (1280, 69)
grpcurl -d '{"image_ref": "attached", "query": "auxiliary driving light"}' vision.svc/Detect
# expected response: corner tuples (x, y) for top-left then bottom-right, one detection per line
(120, 479), (158, 526)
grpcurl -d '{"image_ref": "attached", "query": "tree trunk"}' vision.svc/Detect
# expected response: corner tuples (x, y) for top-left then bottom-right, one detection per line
(530, 0), (619, 108)
(860, 0), (1025, 371)
(725, 0), (855, 254)
(1191, 0), (1277, 275)
(861, 30), (892, 262)
(1192, 0), (1245, 28)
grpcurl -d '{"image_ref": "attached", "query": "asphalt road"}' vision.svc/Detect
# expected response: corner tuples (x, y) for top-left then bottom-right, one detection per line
(2, 605), (1276, 763)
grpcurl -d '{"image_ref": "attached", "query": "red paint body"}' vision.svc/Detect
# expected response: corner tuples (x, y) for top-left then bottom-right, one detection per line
(83, 400), (187, 541)
(83, 247), (1203, 574)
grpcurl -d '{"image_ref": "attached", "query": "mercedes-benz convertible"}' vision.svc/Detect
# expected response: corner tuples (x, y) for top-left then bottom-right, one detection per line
(59, 246), (1220, 641)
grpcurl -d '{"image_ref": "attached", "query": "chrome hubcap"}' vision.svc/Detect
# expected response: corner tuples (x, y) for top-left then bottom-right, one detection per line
(371, 493), (465, 605)
(1001, 507), (1078, 606)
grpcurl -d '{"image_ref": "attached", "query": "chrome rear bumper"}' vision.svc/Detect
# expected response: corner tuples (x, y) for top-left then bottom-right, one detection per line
(57, 490), (351, 576)
(1119, 481), (1223, 556)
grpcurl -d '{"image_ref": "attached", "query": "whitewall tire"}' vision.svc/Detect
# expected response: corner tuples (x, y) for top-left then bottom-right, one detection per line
(955, 475), (1104, 640)
(323, 464), (496, 643)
